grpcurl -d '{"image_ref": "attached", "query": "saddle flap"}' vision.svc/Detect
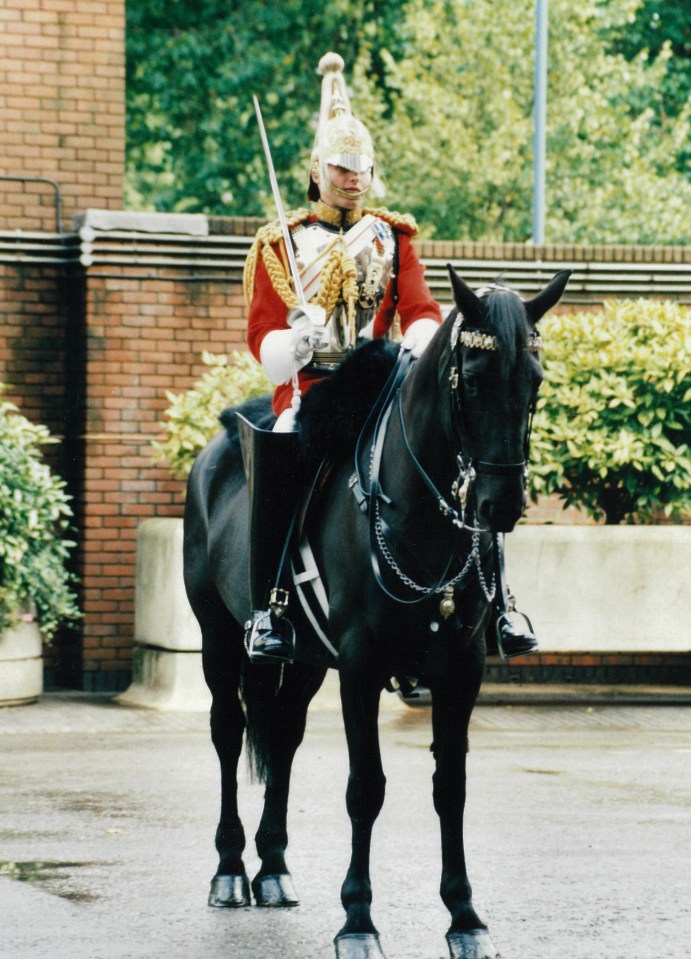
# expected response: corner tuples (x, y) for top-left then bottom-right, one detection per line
(236, 411), (300, 486)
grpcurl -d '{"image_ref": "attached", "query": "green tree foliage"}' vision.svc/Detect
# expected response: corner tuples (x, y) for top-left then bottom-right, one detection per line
(0, 391), (80, 641)
(530, 301), (691, 524)
(126, 0), (407, 214)
(607, 0), (691, 176)
(126, 0), (691, 243)
(352, 0), (691, 242)
(608, 0), (691, 118)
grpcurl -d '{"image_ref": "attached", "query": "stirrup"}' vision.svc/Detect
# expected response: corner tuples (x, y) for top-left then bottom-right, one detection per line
(495, 608), (538, 660)
(245, 609), (295, 664)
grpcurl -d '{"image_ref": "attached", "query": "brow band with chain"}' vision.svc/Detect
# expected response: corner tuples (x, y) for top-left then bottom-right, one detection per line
(458, 329), (543, 352)
(451, 282), (544, 353)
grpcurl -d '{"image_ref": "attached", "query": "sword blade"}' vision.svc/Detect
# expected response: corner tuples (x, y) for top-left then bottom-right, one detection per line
(253, 95), (308, 310)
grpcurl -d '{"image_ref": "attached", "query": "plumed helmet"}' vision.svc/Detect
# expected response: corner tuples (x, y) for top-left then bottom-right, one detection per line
(308, 53), (383, 202)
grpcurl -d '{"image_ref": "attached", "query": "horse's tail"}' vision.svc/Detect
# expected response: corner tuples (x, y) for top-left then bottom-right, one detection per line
(240, 658), (283, 784)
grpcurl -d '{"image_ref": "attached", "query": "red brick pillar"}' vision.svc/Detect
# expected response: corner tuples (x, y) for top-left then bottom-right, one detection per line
(0, 0), (125, 231)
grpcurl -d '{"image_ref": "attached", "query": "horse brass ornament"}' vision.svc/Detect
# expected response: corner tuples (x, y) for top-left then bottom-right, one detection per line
(183, 266), (571, 959)
(439, 586), (456, 619)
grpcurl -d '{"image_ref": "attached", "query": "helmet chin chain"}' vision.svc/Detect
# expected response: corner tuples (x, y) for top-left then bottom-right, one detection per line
(327, 179), (371, 202)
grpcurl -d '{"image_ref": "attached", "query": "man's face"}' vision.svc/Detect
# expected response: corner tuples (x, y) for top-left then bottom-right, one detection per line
(317, 164), (373, 210)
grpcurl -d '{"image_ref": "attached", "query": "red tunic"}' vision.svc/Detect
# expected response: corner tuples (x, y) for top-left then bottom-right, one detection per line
(247, 220), (441, 416)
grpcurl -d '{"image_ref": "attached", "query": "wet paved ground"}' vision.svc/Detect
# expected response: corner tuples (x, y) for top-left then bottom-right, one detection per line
(1, 691), (690, 959)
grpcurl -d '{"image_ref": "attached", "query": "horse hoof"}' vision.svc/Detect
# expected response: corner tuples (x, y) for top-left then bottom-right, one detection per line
(208, 873), (251, 908)
(333, 933), (387, 959)
(251, 872), (299, 907)
(447, 929), (501, 959)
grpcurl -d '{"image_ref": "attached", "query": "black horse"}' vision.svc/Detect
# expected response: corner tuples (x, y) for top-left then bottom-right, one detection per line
(183, 266), (570, 959)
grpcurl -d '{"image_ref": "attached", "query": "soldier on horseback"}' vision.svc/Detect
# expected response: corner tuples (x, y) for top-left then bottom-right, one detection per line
(242, 51), (537, 665)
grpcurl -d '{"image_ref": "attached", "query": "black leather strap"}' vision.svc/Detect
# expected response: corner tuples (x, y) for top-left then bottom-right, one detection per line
(352, 346), (416, 513)
(493, 532), (511, 613)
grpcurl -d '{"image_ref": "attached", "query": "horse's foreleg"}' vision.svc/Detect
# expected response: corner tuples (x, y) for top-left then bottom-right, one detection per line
(429, 646), (500, 959)
(334, 658), (387, 959)
(201, 618), (250, 908)
(251, 663), (326, 907)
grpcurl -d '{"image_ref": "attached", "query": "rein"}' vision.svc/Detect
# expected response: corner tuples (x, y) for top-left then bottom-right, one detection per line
(350, 346), (496, 611)
(350, 304), (537, 614)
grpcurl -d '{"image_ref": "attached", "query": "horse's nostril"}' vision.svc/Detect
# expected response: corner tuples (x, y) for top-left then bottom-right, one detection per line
(477, 492), (523, 533)
(477, 498), (494, 526)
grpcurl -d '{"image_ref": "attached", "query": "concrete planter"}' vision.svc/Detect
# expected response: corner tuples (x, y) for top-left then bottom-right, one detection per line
(506, 525), (689, 652)
(0, 619), (43, 706)
(120, 519), (387, 713)
(124, 519), (690, 710)
(118, 519), (210, 711)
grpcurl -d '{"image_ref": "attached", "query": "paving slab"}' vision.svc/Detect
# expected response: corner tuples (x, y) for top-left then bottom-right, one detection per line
(0, 692), (689, 959)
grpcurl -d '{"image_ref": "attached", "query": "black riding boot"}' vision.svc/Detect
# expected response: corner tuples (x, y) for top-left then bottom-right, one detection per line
(237, 413), (302, 664)
(490, 533), (538, 660)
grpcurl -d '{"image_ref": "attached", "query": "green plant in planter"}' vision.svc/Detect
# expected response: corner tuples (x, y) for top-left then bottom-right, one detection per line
(530, 300), (691, 524)
(153, 350), (272, 479)
(0, 389), (80, 641)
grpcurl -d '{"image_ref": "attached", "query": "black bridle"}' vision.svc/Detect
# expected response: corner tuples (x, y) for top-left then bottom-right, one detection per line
(350, 305), (539, 608)
(350, 345), (493, 607)
(444, 306), (538, 485)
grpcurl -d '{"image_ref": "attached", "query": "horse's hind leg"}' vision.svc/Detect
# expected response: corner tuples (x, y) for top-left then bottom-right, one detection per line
(199, 607), (250, 908)
(248, 661), (327, 906)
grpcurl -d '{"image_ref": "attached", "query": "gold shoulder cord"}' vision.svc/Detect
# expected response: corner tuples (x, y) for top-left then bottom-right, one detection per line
(244, 209), (359, 333)
(243, 209), (310, 308)
(364, 207), (419, 236)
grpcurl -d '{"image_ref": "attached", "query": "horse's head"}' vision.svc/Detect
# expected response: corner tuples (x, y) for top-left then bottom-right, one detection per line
(444, 265), (570, 533)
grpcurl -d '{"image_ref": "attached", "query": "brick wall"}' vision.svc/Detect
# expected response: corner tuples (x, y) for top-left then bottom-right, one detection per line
(485, 652), (691, 687)
(1, 223), (689, 689)
(0, 263), (68, 436)
(0, 0), (125, 231)
(79, 268), (247, 687)
(72, 232), (690, 688)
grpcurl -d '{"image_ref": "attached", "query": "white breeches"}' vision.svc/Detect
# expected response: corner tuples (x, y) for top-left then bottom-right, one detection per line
(273, 408), (297, 433)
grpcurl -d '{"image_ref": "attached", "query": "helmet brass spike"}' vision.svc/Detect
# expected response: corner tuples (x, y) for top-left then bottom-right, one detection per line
(310, 52), (384, 202)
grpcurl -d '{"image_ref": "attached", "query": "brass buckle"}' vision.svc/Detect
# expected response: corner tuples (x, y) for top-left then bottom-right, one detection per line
(270, 588), (290, 617)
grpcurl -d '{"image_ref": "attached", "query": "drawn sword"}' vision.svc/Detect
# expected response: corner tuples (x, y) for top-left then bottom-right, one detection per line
(253, 95), (309, 312)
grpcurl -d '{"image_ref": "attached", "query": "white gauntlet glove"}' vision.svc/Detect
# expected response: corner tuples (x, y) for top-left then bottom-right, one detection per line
(288, 306), (329, 362)
(358, 318), (375, 340)
(400, 318), (440, 358)
(259, 304), (329, 384)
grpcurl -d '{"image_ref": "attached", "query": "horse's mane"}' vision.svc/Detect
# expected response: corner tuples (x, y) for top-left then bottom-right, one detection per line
(298, 339), (399, 464)
(218, 339), (399, 465)
(480, 285), (529, 367)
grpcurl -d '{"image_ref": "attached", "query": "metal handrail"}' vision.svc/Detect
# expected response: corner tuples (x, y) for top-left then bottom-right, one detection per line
(0, 175), (64, 233)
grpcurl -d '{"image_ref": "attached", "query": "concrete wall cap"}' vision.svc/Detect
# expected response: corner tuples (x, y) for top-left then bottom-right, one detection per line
(73, 209), (209, 237)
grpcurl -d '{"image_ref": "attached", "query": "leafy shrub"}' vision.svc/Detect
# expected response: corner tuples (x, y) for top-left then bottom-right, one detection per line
(155, 314), (691, 527)
(0, 390), (80, 641)
(153, 350), (272, 478)
(530, 300), (691, 524)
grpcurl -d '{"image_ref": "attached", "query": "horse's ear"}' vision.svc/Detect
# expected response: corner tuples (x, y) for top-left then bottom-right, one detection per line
(524, 270), (572, 323)
(446, 264), (481, 324)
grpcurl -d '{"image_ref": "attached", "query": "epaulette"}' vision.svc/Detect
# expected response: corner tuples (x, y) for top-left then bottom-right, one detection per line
(243, 208), (312, 306)
(364, 207), (419, 236)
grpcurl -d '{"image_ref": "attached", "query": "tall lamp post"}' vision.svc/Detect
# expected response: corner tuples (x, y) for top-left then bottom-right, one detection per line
(533, 0), (548, 244)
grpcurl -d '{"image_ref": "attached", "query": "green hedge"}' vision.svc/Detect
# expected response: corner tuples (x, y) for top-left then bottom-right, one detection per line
(531, 300), (690, 524)
(0, 389), (80, 641)
(154, 303), (691, 525)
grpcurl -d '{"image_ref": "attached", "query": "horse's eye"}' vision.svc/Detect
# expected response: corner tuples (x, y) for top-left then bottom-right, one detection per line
(462, 374), (479, 396)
